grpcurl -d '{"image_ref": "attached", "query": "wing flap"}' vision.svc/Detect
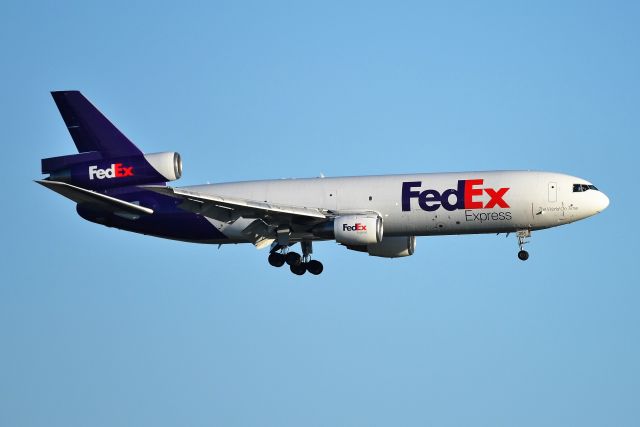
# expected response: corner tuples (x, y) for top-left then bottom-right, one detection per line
(36, 180), (153, 216)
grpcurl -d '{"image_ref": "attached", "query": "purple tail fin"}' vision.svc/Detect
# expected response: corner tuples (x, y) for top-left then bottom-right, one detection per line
(42, 91), (182, 190)
(51, 91), (143, 157)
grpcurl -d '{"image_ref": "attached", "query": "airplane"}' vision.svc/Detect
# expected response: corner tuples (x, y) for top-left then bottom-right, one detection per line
(37, 91), (610, 275)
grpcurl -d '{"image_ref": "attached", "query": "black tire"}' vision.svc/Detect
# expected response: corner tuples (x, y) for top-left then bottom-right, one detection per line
(290, 263), (306, 275)
(306, 260), (324, 275)
(268, 252), (285, 267)
(285, 252), (302, 266)
(518, 250), (529, 261)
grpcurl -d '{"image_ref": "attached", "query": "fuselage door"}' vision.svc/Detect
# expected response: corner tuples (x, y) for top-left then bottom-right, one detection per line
(548, 182), (557, 203)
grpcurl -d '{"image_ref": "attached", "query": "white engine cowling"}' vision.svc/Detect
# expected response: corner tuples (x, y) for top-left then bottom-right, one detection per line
(333, 214), (383, 245)
(367, 236), (416, 258)
(144, 152), (182, 181)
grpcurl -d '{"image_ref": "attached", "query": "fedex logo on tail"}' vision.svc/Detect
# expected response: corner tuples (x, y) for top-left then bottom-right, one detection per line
(89, 163), (134, 180)
(402, 179), (510, 212)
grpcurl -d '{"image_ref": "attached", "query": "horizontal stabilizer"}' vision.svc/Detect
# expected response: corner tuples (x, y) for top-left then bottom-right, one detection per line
(36, 180), (153, 216)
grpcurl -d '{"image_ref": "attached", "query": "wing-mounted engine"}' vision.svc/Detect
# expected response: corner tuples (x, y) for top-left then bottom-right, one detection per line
(42, 151), (182, 190)
(312, 214), (383, 245)
(345, 236), (416, 258)
(334, 214), (383, 244)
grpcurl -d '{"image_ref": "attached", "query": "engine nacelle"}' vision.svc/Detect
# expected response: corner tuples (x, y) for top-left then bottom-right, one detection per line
(143, 152), (182, 182)
(345, 236), (416, 258)
(47, 151), (182, 189)
(333, 214), (383, 245)
(367, 236), (416, 258)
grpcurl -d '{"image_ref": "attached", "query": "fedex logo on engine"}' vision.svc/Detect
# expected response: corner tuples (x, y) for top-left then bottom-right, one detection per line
(343, 223), (367, 232)
(88, 163), (134, 180)
(402, 179), (510, 212)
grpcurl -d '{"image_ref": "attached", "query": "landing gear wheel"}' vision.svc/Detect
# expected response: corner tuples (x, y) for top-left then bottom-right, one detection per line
(515, 230), (531, 262)
(268, 252), (285, 267)
(285, 252), (302, 266)
(290, 263), (307, 275)
(306, 260), (324, 275)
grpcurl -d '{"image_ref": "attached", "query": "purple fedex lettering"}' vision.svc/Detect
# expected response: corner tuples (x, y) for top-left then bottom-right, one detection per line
(402, 181), (465, 212)
(402, 180), (510, 212)
(402, 181), (422, 211)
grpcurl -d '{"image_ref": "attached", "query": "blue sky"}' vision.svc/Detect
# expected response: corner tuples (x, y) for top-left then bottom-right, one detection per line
(1, 1), (639, 426)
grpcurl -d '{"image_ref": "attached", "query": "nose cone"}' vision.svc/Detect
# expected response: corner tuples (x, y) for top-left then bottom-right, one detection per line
(596, 191), (610, 213)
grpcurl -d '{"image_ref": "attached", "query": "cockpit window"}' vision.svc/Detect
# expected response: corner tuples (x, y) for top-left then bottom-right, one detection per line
(573, 183), (598, 192)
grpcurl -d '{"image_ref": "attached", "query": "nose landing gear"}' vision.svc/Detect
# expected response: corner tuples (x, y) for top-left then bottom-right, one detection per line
(268, 241), (324, 275)
(518, 250), (529, 261)
(516, 230), (531, 261)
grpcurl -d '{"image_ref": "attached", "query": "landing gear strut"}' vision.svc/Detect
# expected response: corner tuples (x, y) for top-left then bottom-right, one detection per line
(299, 241), (323, 275)
(268, 241), (324, 275)
(516, 230), (531, 261)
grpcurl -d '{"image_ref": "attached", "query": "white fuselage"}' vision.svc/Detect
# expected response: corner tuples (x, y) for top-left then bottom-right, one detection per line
(41, 92), (612, 272)
(182, 171), (609, 243)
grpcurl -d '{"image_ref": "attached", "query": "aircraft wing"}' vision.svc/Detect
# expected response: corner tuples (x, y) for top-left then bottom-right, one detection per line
(142, 185), (329, 224)
(37, 180), (154, 217)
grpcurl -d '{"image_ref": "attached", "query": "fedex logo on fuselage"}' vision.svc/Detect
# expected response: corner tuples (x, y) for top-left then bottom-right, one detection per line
(343, 223), (367, 232)
(402, 179), (510, 212)
(88, 163), (134, 180)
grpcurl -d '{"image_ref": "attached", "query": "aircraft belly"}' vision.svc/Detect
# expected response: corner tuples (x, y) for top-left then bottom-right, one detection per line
(402, 209), (518, 236)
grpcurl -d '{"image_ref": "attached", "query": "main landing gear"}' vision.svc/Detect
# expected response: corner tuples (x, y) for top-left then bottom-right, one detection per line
(516, 230), (531, 261)
(268, 241), (324, 275)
